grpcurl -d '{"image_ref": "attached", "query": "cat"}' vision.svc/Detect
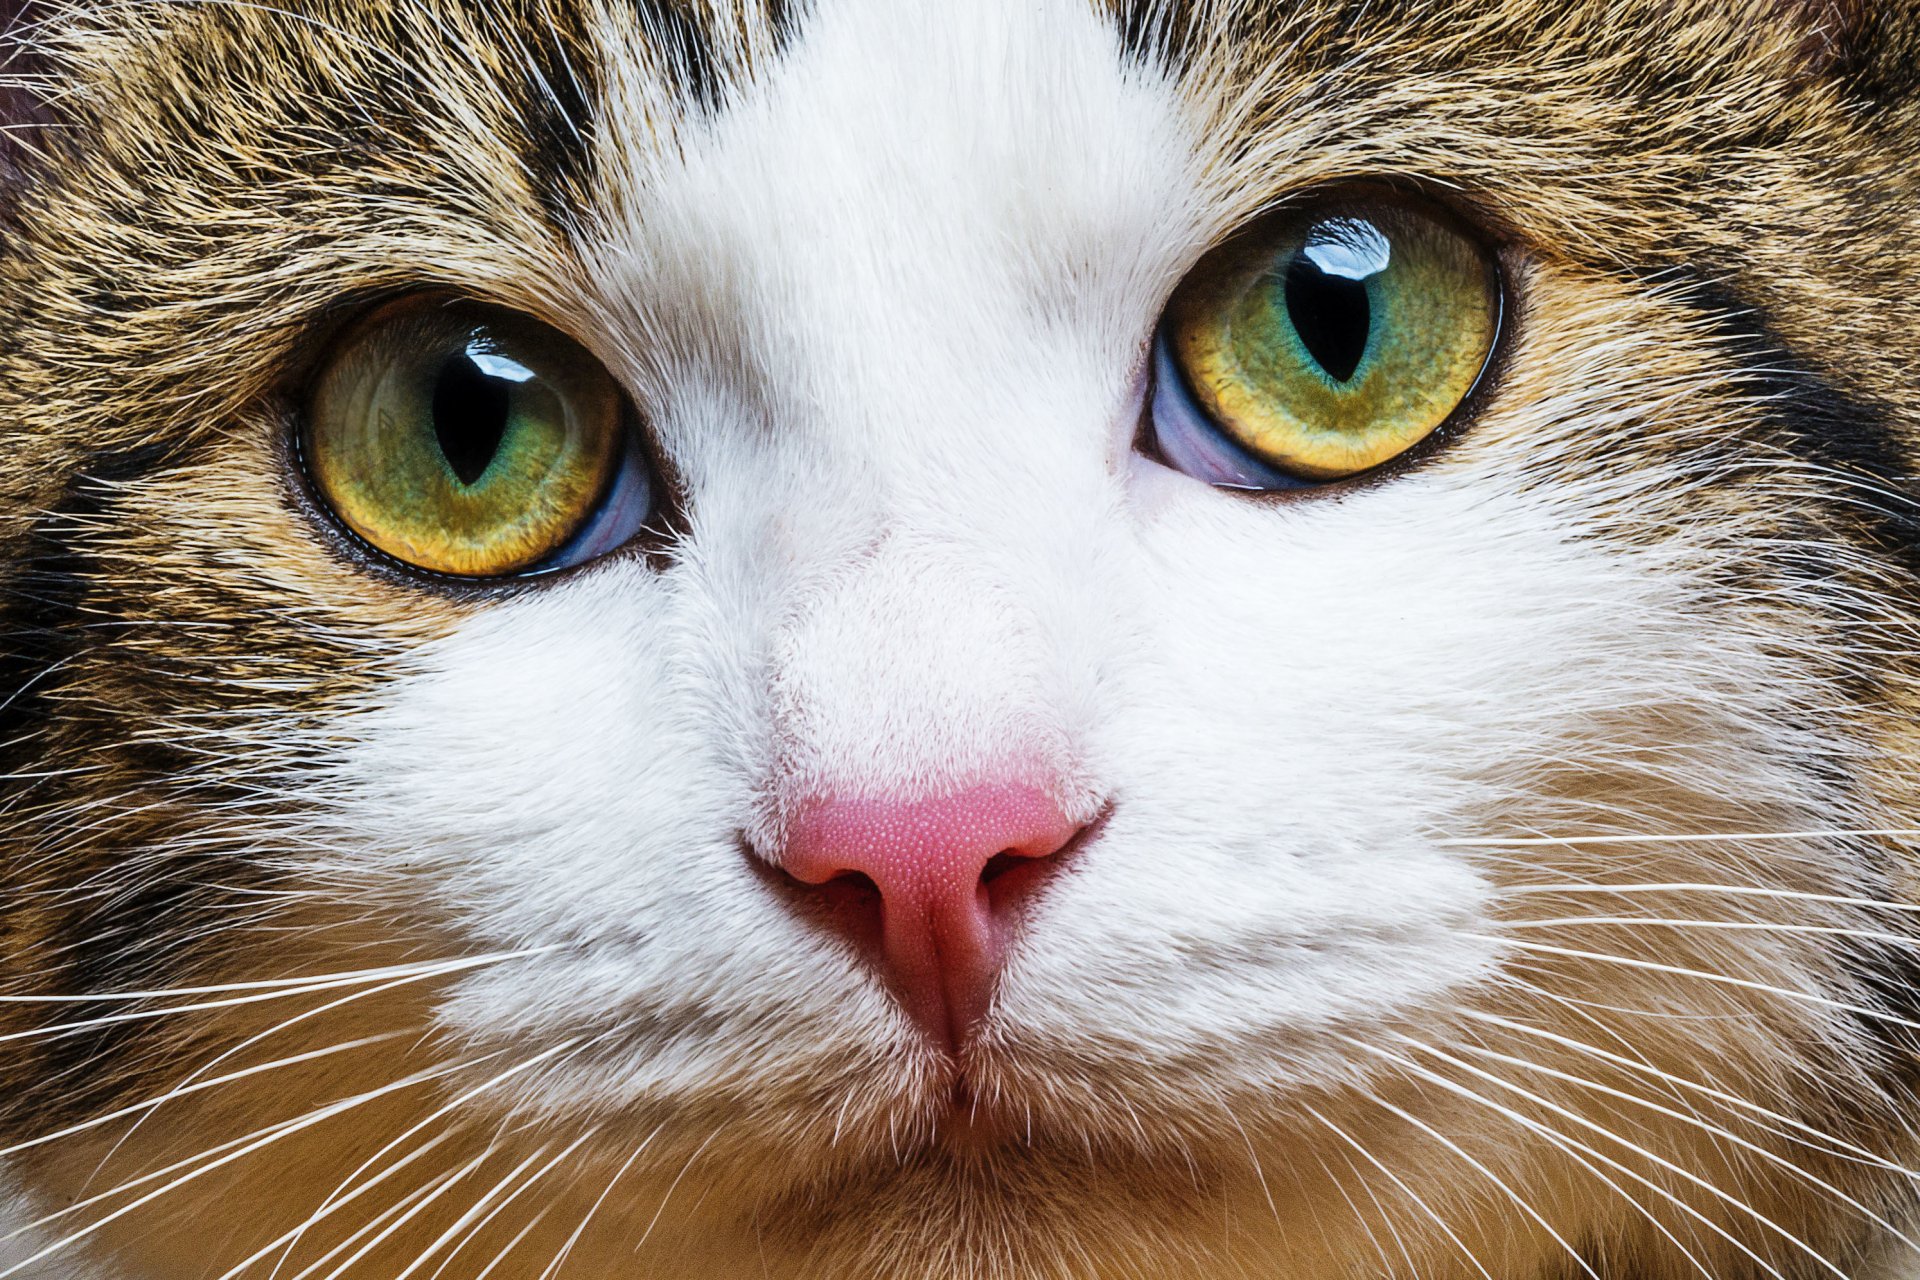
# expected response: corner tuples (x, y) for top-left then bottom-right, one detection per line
(0, 0), (1917, 1276)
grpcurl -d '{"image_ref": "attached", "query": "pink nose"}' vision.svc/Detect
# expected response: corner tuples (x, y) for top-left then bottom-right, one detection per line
(781, 782), (1084, 1052)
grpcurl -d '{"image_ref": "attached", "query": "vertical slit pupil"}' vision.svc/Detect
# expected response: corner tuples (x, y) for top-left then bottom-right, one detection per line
(1284, 256), (1371, 384)
(432, 355), (512, 486)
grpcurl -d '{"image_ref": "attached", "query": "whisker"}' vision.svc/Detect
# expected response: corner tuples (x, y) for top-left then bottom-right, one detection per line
(0, 1056), (491, 1277)
(1345, 1085), (1602, 1280)
(1505, 917), (1920, 950)
(1385, 1034), (1849, 1280)
(90, 972), (442, 1185)
(1442, 1035), (1920, 1253)
(1217, 1105), (1280, 1225)
(535, 1123), (666, 1280)
(1303, 1103), (1497, 1280)
(291, 1146), (501, 1280)
(0, 948), (560, 1048)
(631, 1127), (721, 1259)
(263, 1163), (475, 1280)
(470, 1206), (558, 1280)
(423, 1135), (598, 1280)
(266, 1035), (592, 1279)
(0, 947), (562, 1001)
(0, 1031), (403, 1164)
(386, 1141), (575, 1280)
(1335, 1141), (1422, 1277)
(1486, 971), (1869, 1182)
(1444, 830), (1920, 849)
(1307, 1143), (1401, 1278)
(1498, 968), (1753, 1023)
(1505, 882), (1920, 914)
(207, 1132), (463, 1280)
(1349, 1037), (1740, 1280)
(1475, 936), (1920, 1034)
(1463, 1006), (1920, 1178)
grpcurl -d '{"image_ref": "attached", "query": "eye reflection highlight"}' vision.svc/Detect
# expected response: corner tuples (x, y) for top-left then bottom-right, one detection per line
(1300, 218), (1392, 280)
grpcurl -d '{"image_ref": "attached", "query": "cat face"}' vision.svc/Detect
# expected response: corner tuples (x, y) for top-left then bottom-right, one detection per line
(1, 0), (1918, 1277)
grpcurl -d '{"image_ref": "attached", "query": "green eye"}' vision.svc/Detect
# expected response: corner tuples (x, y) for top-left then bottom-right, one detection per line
(1160, 197), (1500, 484)
(304, 298), (637, 577)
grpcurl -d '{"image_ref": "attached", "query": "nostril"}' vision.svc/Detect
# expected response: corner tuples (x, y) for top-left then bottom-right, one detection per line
(754, 861), (888, 960)
(980, 806), (1108, 918)
(807, 869), (885, 956)
(978, 850), (1027, 886)
(978, 845), (1062, 920)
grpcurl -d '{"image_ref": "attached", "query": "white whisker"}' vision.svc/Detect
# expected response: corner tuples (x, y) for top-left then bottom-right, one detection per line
(423, 1135), (597, 1280)
(1348, 1037), (1738, 1280)
(1505, 917), (1920, 949)
(1303, 1104), (1497, 1280)
(0, 1031), (402, 1164)
(1446, 830), (1920, 849)
(1463, 1007), (1920, 1178)
(0, 948), (559, 1048)
(469, 1206), (558, 1280)
(1506, 882), (1920, 913)
(631, 1128), (721, 1260)
(292, 1146), (500, 1280)
(209, 1132), (462, 1280)
(1444, 1034), (1920, 1253)
(0, 1056), (488, 1276)
(387, 1140), (581, 1280)
(266, 1036), (591, 1280)
(1346, 1084), (1603, 1280)
(1477, 936), (1920, 1033)
(535, 1123), (666, 1280)
(1386, 1034), (1849, 1280)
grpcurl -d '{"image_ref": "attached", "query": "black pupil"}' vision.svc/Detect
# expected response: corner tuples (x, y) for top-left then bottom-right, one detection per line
(432, 353), (513, 486)
(1284, 253), (1372, 384)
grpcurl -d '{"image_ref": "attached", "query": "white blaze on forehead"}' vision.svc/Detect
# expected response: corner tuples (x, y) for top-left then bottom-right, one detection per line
(590, 0), (1198, 443)
(577, 0), (1198, 803)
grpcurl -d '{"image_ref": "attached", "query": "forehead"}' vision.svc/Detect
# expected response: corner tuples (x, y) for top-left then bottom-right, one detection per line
(2, 0), (1850, 500)
(34, 0), (1821, 315)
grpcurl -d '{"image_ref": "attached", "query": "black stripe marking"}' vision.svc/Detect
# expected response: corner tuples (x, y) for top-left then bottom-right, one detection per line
(1665, 277), (1920, 581)
(1653, 278), (1920, 1084)
(634, 0), (724, 109)
(1111, 0), (1195, 66)
(516, 9), (602, 235)
(0, 442), (282, 1132)
(511, 1), (806, 234)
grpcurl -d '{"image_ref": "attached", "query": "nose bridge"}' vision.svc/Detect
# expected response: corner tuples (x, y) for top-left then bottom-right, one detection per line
(770, 528), (1065, 805)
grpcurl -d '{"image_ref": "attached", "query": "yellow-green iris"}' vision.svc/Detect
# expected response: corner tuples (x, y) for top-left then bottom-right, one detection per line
(305, 299), (625, 577)
(1168, 200), (1499, 481)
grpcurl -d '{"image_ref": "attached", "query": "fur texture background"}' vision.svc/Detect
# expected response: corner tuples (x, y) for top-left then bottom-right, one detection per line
(0, 0), (1916, 1276)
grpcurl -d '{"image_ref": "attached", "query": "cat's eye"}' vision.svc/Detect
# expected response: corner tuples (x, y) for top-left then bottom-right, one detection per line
(1148, 194), (1500, 489)
(302, 298), (654, 578)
